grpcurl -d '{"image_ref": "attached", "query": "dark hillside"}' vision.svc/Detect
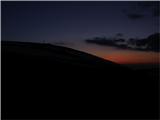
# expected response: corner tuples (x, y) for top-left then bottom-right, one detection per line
(2, 41), (159, 119)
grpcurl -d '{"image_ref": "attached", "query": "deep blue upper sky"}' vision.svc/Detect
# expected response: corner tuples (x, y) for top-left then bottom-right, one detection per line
(2, 1), (160, 64)
(2, 1), (159, 43)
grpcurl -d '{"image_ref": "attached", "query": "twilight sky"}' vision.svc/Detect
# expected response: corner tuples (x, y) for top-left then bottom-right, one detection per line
(2, 1), (160, 64)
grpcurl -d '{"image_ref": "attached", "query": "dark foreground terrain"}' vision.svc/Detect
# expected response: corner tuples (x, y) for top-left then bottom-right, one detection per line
(2, 41), (159, 119)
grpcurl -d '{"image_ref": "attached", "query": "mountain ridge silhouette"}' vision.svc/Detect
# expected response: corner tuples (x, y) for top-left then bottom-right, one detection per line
(2, 41), (159, 119)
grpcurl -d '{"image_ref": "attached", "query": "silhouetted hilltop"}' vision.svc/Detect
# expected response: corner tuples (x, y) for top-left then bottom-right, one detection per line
(2, 41), (159, 119)
(2, 41), (124, 68)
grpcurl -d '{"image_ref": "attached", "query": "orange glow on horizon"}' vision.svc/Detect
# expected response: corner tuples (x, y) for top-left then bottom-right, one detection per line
(73, 44), (160, 65)
(103, 51), (160, 64)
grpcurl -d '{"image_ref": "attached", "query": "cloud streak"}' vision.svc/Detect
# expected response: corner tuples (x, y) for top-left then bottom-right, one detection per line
(127, 13), (144, 20)
(85, 33), (160, 52)
(123, 1), (160, 20)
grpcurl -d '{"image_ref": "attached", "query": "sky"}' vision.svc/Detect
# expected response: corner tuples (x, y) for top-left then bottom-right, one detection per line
(2, 1), (160, 65)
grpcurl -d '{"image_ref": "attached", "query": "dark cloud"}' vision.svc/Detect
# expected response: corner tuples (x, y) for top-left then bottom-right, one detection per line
(123, 1), (160, 19)
(138, 1), (160, 17)
(116, 33), (124, 37)
(137, 1), (155, 8)
(86, 37), (115, 46)
(153, 8), (160, 17)
(144, 33), (160, 52)
(127, 13), (144, 20)
(85, 33), (160, 52)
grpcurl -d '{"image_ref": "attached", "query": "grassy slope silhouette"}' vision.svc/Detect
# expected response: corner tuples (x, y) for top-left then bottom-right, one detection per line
(2, 41), (159, 119)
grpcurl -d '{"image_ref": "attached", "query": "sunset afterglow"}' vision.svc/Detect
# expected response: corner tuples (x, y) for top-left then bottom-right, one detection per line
(104, 51), (159, 64)
(2, 1), (159, 65)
